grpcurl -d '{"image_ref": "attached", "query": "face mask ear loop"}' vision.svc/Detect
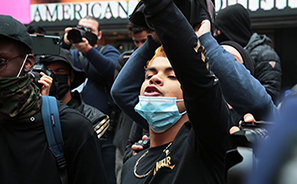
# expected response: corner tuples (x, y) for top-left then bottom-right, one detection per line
(16, 54), (28, 77)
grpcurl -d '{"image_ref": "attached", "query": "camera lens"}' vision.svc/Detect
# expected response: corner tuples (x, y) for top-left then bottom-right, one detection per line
(67, 29), (82, 43)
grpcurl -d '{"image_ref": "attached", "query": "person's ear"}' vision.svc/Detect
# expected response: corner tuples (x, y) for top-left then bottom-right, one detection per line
(97, 31), (102, 40)
(24, 54), (35, 72)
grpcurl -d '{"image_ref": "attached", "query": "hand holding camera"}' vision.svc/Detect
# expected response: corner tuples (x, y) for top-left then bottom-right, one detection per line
(230, 113), (272, 147)
(131, 135), (150, 156)
(64, 25), (98, 54)
(38, 72), (53, 96)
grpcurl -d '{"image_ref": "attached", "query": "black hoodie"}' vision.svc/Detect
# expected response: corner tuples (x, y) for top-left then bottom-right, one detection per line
(214, 4), (253, 47)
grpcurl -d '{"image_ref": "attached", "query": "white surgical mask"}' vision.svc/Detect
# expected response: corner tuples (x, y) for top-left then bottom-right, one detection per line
(134, 96), (186, 133)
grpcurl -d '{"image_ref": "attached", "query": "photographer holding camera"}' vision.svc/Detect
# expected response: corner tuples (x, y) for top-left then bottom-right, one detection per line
(61, 15), (120, 184)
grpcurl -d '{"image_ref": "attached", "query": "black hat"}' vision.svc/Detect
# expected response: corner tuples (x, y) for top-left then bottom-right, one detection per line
(0, 15), (32, 50)
(220, 40), (255, 76)
(39, 48), (86, 89)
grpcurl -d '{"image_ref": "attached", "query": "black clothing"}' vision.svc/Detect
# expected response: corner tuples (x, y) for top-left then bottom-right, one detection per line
(122, 121), (230, 183)
(113, 0), (231, 183)
(113, 49), (135, 153)
(67, 91), (108, 127)
(214, 4), (282, 103)
(245, 33), (282, 103)
(123, 122), (149, 163)
(114, 49), (135, 79)
(214, 4), (253, 47)
(0, 100), (107, 184)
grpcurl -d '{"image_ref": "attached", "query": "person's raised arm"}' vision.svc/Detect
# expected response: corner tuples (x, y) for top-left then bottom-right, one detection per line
(142, 0), (230, 148)
(198, 31), (279, 121)
(111, 36), (160, 129)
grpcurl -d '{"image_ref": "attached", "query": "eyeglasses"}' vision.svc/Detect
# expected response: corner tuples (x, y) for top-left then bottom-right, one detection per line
(0, 54), (22, 71)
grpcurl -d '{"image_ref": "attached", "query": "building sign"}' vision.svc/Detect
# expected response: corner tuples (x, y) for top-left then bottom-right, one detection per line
(31, 0), (139, 22)
(30, 0), (297, 23)
(215, 0), (297, 11)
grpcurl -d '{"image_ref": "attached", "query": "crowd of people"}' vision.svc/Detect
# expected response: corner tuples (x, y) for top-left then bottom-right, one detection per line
(0, 0), (296, 183)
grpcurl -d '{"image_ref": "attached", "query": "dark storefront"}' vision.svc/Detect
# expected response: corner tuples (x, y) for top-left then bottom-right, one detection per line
(30, 0), (297, 98)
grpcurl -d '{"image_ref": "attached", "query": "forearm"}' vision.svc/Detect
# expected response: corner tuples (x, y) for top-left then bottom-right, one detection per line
(200, 32), (278, 120)
(84, 47), (118, 82)
(111, 36), (159, 129)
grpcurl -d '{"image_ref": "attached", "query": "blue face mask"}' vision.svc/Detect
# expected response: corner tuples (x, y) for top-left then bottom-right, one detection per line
(134, 96), (186, 133)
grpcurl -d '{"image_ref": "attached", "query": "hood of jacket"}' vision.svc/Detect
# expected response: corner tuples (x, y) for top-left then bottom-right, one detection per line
(214, 3), (253, 47)
(245, 33), (272, 53)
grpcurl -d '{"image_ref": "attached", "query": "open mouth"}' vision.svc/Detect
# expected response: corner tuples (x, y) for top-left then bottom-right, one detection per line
(144, 85), (162, 96)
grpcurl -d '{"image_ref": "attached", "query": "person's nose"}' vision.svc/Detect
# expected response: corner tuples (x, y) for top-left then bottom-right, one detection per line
(149, 75), (163, 86)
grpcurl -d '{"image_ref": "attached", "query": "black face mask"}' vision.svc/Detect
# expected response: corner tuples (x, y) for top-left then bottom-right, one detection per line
(49, 74), (70, 100)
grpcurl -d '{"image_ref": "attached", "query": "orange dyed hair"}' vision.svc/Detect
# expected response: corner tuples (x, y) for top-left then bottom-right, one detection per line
(146, 46), (167, 68)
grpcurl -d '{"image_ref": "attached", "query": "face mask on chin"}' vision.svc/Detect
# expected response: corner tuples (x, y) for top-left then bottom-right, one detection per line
(134, 96), (186, 133)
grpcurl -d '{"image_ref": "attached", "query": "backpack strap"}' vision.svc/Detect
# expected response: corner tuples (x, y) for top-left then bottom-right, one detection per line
(41, 96), (68, 184)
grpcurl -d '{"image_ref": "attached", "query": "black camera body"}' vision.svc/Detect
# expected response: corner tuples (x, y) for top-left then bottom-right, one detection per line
(29, 62), (54, 89)
(231, 121), (272, 147)
(67, 25), (98, 46)
(135, 137), (150, 149)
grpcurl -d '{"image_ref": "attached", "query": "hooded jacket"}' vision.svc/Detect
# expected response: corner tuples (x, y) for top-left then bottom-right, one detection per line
(214, 4), (282, 103)
(245, 33), (282, 103)
(214, 4), (252, 47)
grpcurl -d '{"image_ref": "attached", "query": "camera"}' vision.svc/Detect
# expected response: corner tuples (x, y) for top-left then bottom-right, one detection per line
(28, 61), (54, 89)
(231, 120), (272, 147)
(135, 137), (150, 149)
(67, 25), (98, 46)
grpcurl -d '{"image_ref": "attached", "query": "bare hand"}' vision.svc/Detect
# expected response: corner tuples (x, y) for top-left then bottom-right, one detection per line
(229, 113), (256, 134)
(63, 27), (72, 45)
(73, 37), (92, 55)
(194, 20), (211, 38)
(131, 135), (149, 156)
(38, 72), (53, 96)
(243, 113), (256, 123)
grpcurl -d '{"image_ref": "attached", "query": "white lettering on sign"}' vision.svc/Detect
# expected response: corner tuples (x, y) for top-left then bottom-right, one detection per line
(31, 1), (139, 22)
(31, 0), (297, 22)
(215, 0), (297, 12)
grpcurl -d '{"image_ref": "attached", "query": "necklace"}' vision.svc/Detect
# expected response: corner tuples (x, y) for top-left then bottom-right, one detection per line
(134, 142), (172, 178)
